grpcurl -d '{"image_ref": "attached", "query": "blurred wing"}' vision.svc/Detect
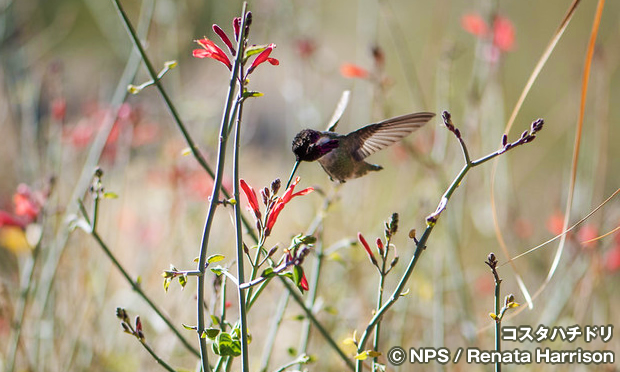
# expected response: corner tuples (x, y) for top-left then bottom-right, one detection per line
(349, 112), (435, 160)
(326, 90), (351, 132)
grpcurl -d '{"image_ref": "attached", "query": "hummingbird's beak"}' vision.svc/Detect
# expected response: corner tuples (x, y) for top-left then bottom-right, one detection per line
(285, 160), (301, 189)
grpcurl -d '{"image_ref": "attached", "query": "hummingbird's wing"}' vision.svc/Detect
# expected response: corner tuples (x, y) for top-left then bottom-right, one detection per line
(326, 90), (351, 132)
(348, 112), (435, 161)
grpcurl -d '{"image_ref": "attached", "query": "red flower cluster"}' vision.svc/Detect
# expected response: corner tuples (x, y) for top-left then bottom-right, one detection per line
(193, 16), (279, 75)
(240, 177), (313, 237)
(461, 13), (515, 60)
(0, 184), (47, 229)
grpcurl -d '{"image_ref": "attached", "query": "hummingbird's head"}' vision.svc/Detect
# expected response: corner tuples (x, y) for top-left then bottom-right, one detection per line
(292, 129), (339, 162)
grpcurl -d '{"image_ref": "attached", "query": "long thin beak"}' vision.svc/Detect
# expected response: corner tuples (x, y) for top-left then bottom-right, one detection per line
(285, 160), (301, 189)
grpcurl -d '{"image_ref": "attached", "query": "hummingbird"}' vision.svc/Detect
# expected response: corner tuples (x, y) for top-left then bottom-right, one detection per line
(291, 112), (435, 183)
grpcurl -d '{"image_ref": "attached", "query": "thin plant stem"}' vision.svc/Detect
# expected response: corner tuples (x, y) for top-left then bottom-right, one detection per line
(77, 199), (200, 357)
(6, 239), (42, 372)
(233, 91), (250, 372)
(372, 261), (387, 369)
(280, 277), (356, 371)
(494, 277), (501, 372)
(138, 340), (178, 372)
(194, 6), (249, 372)
(355, 112), (543, 371)
(259, 291), (290, 372)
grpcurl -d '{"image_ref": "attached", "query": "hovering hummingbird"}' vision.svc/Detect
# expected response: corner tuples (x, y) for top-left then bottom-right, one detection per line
(291, 112), (435, 183)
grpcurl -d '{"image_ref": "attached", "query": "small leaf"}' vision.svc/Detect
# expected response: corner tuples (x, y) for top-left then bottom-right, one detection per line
(367, 350), (381, 358)
(210, 266), (225, 276)
(242, 91), (264, 98)
(508, 302), (520, 308)
(244, 44), (271, 58)
(127, 84), (142, 94)
(287, 347), (297, 356)
(489, 312), (498, 320)
(103, 192), (118, 199)
(207, 254), (225, 264)
(400, 289), (410, 297)
(260, 267), (275, 278)
(204, 328), (221, 339)
(163, 278), (171, 292)
(178, 273), (187, 288)
(210, 315), (220, 326)
(324, 306), (338, 315)
(355, 351), (369, 360)
(164, 60), (178, 69)
(182, 323), (197, 331)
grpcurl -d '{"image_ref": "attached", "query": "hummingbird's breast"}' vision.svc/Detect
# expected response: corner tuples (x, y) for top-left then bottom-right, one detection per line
(317, 135), (376, 182)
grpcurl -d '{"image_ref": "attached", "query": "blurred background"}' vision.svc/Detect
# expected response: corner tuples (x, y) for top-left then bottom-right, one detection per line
(1, 0), (619, 371)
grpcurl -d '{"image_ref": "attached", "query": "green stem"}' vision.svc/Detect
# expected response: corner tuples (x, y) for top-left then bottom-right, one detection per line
(194, 6), (249, 372)
(6, 239), (42, 372)
(372, 272), (386, 369)
(233, 82), (250, 372)
(280, 277), (356, 371)
(259, 291), (290, 372)
(493, 274), (502, 372)
(138, 340), (178, 372)
(85, 226), (200, 357)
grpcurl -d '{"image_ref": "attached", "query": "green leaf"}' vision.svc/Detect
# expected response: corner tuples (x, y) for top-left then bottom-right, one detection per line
(210, 266), (225, 276)
(164, 60), (178, 69)
(178, 274), (187, 289)
(287, 347), (297, 356)
(293, 266), (303, 288)
(210, 315), (220, 326)
(163, 278), (171, 292)
(242, 90), (264, 98)
(103, 192), (118, 199)
(207, 254), (225, 264)
(244, 44), (271, 58)
(182, 323), (197, 331)
(279, 272), (294, 280)
(212, 332), (242, 356)
(260, 267), (275, 278)
(204, 328), (220, 339)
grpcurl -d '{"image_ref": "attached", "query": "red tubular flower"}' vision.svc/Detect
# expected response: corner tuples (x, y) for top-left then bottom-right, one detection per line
(233, 17), (241, 41)
(492, 16), (515, 51)
(376, 238), (384, 256)
(248, 44), (279, 74)
(264, 177), (313, 236)
(299, 271), (309, 291)
(193, 38), (232, 70)
(0, 210), (27, 228)
(212, 24), (236, 55)
(340, 63), (369, 79)
(14, 185), (40, 220)
(240, 179), (261, 220)
(461, 13), (489, 37)
(358, 232), (378, 266)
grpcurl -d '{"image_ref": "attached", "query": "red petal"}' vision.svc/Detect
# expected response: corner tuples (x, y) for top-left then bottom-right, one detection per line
(213, 24), (236, 55)
(193, 38), (232, 70)
(357, 232), (375, 260)
(267, 58), (279, 66)
(340, 63), (369, 79)
(493, 16), (515, 51)
(0, 210), (27, 228)
(248, 44), (276, 73)
(291, 187), (313, 198)
(280, 177), (300, 203)
(299, 272), (309, 291)
(240, 179), (261, 217)
(461, 13), (489, 37)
